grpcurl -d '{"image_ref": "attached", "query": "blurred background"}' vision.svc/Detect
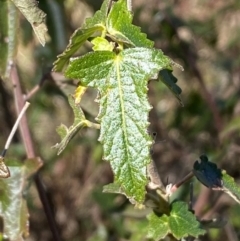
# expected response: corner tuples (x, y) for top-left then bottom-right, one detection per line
(1, 0), (240, 240)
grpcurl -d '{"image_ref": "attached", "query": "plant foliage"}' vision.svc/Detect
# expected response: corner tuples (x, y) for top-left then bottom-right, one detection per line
(1, 0), (240, 240)
(53, 0), (182, 204)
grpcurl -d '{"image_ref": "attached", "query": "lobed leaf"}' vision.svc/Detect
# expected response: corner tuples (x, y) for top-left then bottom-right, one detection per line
(169, 201), (205, 239)
(148, 201), (205, 241)
(65, 47), (172, 203)
(53, 0), (156, 72)
(10, 0), (47, 46)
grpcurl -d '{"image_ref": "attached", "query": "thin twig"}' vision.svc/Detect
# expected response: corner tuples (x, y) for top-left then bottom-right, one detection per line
(11, 63), (35, 157)
(25, 71), (51, 101)
(10, 63), (62, 241)
(5, 102), (30, 151)
(168, 171), (194, 195)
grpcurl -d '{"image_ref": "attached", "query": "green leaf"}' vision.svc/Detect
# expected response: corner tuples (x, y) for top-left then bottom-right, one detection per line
(53, 95), (88, 155)
(169, 201), (205, 239)
(91, 37), (114, 51)
(106, 0), (153, 47)
(147, 201), (205, 241)
(83, 0), (111, 28)
(158, 69), (183, 106)
(147, 213), (169, 240)
(53, 0), (111, 72)
(0, 1), (18, 79)
(10, 0), (47, 46)
(53, 26), (102, 72)
(222, 171), (240, 204)
(0, 157), (42, 240)
(65, 47), (172, 203)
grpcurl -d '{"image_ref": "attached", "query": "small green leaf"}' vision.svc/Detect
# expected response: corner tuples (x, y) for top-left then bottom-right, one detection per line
(53, 95), (88, 155)
(0, 157), (42, 240)
(147, 202), (205, 241)
(10, 0), (47, 46)
(158, 69), (183, 106)
(169, 201), (205, 239)
(147, 213), (169, 240)
(222, 171), (240, 204)
(91, 37), (114, 51)
(53, 0), (111, 72)
(65, 47), (172, 203)
(53, 26), (102, 72)
(106, 0), (153, 47)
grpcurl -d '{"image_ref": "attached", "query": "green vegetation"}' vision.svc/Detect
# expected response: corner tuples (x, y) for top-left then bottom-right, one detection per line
(0, 0), (240, 240)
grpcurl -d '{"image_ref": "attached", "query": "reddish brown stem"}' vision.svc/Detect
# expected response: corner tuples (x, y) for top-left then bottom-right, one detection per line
(169, 171), (194, 194)
(10, 64), (62, 241)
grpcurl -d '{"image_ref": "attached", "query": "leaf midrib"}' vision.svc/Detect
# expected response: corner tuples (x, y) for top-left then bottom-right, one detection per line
(116, 56), (135, 190)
